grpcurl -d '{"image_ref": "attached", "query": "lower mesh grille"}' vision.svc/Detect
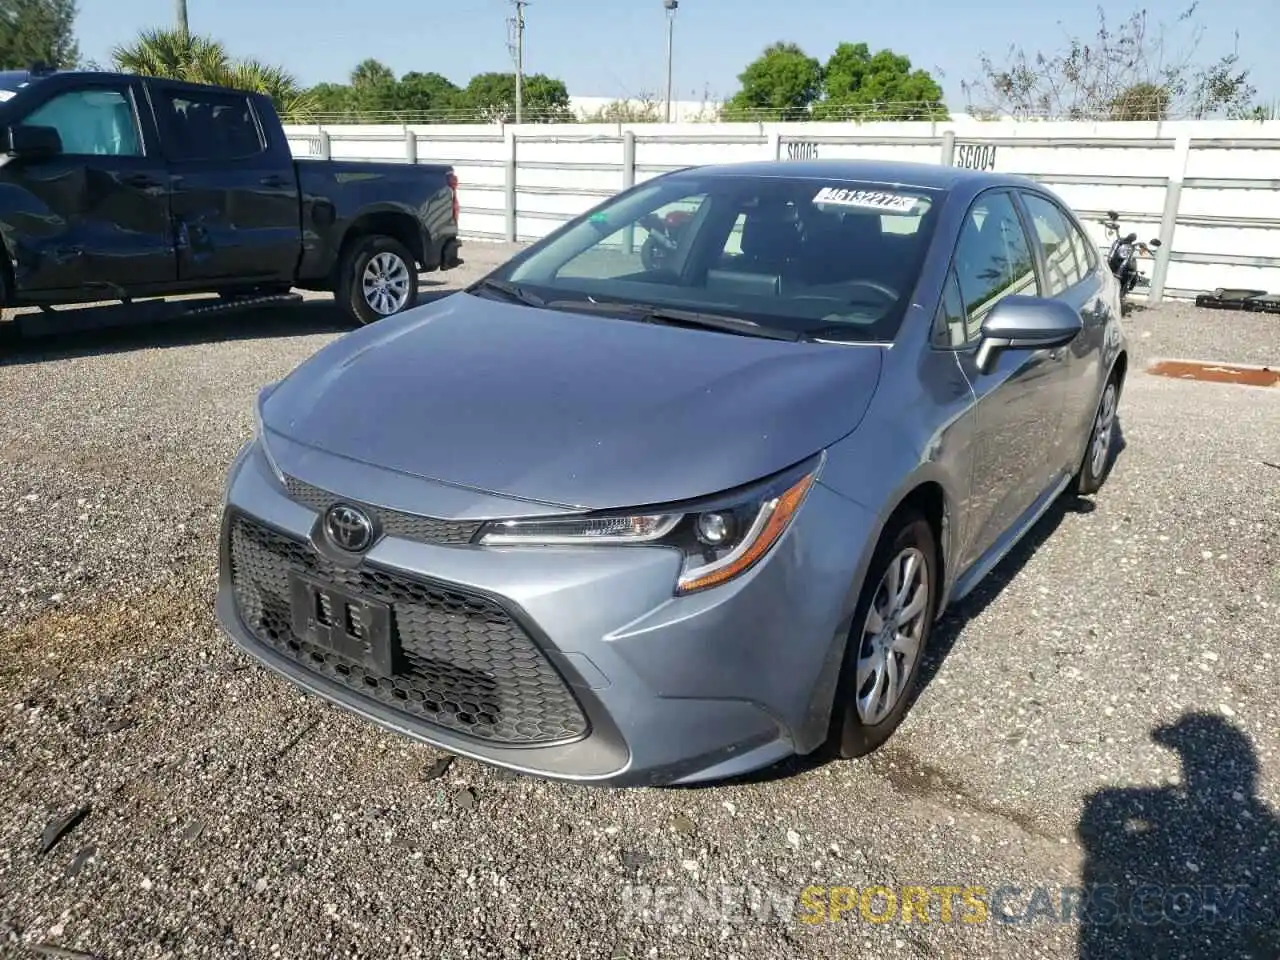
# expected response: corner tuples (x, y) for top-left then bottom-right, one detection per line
(228, 514), (589, 745)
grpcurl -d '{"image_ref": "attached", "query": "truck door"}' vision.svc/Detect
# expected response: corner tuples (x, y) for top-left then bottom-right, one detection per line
(149, 82), (302, 284)
(0, 75), (175, 295)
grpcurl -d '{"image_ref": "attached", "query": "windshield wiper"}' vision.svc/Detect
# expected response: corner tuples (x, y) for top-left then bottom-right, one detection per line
(471, 278), (546, 307)
(543, 299), (801, 342)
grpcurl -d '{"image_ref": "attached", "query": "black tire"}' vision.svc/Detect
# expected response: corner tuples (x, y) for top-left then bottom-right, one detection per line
(1075, 373), (1121, 496)
(0, 268), (18, 345)
(336, 235), (419, 326)
(831, 510), (940, 759)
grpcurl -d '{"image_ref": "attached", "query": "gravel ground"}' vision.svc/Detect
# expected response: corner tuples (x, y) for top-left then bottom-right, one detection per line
(1, 252), (1278, 960)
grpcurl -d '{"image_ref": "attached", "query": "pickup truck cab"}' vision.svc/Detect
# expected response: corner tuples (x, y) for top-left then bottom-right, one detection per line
(0, 68), (461, 330)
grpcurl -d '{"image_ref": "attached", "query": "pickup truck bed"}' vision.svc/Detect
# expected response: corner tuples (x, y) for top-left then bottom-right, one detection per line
(0, 68), (461, 330)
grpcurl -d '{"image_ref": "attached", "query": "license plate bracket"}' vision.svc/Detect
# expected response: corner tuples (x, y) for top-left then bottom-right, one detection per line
(289, 573), (395, 675)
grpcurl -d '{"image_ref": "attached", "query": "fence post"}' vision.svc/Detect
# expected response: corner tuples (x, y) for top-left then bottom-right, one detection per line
(1148, 133), (1190, 305)
(622, 131), (637, 254)
(404, 127), (417, 164)
(504, 127), (517, 243)
(940, 129), (956, 166)
(767, 130), (781, 160)
(317, 129), (331, 160)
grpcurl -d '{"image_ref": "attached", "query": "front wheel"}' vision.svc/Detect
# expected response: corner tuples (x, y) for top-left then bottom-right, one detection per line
(1075, 376), (1120, 495)
(831, 510), (939, 758)
(337, 235), (419, 326)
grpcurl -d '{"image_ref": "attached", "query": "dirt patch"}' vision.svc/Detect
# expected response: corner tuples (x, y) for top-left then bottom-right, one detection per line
(869, 747), (1050, 840)
(1147, 359), (1279, 387)
(0, 583), (213, 684)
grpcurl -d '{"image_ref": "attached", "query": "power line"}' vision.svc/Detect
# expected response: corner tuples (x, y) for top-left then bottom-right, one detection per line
(506, 0), (527, 124)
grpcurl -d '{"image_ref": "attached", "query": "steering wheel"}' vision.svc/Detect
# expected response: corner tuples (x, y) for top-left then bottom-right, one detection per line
(846, 279), (898, 301)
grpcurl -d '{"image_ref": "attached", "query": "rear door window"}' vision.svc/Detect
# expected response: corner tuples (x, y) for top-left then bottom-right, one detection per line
(1021, 192), (1084, 295)
(161, 89), (265, 162)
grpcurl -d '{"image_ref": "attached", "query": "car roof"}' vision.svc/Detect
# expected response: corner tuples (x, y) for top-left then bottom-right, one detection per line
(672, 158), (1033, 194)
(0, 68), (264, 98)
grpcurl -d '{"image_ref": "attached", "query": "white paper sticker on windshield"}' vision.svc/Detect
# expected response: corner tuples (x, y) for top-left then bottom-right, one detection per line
(813, 186), (917, 213)
(0, 91), (14, 102)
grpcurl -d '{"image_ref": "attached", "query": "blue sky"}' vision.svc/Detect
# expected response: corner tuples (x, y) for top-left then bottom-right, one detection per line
(78, 0), (1277, 109)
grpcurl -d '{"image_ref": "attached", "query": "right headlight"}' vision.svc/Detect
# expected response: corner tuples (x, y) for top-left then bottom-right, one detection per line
(476, 458), (820, 596)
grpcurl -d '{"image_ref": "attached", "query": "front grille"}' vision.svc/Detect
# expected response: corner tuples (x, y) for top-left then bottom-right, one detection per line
(228, 514), (589, 745)
(284, 475), (483, 546)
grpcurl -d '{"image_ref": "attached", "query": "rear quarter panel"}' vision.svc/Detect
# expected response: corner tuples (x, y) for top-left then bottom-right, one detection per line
(293, 160), (456, 282)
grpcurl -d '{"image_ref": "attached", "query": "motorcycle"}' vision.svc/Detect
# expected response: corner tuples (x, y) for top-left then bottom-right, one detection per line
(638, 209), (695, 271)
(1101, 210), (1162, 301)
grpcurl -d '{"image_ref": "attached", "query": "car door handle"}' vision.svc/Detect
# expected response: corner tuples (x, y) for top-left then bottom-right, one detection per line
(260, 174), (291, 188)
(123, 173), (162, 189)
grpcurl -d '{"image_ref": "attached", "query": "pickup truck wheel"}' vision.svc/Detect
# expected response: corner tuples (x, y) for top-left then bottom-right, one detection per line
(338, 235), (419, 325)
(0, 270), (16, 343)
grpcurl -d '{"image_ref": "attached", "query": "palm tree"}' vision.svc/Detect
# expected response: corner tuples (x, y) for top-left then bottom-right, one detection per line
(110, 28), (317, 120)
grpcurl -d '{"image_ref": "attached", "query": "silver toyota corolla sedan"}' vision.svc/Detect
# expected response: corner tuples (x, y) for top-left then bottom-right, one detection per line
(215, 159), (1126, 787)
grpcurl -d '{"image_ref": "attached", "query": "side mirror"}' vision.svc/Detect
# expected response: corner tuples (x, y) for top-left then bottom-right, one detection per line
(974, 296), (1083, 375)
(1149, 238), (1162, 248)
(1105, 210), (1119, 221)
(5, 124), (62, 160)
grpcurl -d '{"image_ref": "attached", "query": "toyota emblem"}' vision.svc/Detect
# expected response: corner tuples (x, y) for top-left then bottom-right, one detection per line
(324, 503), (375, 553)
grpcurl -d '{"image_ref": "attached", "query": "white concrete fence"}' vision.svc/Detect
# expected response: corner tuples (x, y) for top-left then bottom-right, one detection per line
(281, 118), (1280, 303)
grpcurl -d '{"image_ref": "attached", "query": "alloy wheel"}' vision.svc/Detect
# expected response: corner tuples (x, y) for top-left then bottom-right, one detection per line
(361, 251), (412, 316)
(1091, 382), (1118, 478)
(855, 546), (930, 725)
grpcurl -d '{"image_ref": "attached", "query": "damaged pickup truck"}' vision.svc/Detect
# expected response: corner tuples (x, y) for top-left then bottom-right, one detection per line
(0, 67), (461, 333)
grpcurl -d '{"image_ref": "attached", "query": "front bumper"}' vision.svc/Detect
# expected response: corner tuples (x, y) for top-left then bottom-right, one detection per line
(215, 439), (876, 787)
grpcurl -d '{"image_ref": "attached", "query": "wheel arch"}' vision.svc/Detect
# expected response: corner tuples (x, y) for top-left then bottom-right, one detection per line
(336, 207), (428, 275)
(1111, 349), (1129, 392)
(806, 475), (954, 757)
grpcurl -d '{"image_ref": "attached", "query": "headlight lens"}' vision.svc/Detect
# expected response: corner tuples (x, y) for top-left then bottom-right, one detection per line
(476, 461), (818, 595)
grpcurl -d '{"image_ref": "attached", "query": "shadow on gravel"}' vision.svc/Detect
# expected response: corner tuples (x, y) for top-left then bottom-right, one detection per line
(1076, 713), (1280, 959)
(682, 418), (1131, 790)
(0, 281), (460, 366)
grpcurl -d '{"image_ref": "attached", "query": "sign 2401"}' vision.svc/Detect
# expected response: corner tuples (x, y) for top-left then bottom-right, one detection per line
(955, 143), (997, 171)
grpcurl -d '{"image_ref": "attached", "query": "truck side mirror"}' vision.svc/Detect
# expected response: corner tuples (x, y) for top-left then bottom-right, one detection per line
(5, 124), (62, 160)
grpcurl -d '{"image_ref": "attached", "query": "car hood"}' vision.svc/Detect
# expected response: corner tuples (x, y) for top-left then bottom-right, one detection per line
(262, 293), (884, 512)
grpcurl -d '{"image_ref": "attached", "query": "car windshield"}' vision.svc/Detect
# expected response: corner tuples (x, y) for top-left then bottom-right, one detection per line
(487, 173), (944, 341)
(0, 72), (33, 101)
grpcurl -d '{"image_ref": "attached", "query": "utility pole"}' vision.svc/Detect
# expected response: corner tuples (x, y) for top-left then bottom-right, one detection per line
(507, 0), (527, 124)
(175, 0), (189, 37)
(663, 0), (678, 123)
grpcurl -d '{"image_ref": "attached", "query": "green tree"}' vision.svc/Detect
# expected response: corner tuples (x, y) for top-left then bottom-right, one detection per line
(350, 57), (395, 88)
(460, 71), (572, 122)
(0, 0), (79, 69)
(395, 71), (461, 116)
(110, 28), (316, 120)
(814, 42), (946, 120)
(724, 42), (823, 120)
(307, 81), (355, 117)
(964, 5), (1258, 119)
(344, 58), (398, 116)
(305, 69), (464, 121)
